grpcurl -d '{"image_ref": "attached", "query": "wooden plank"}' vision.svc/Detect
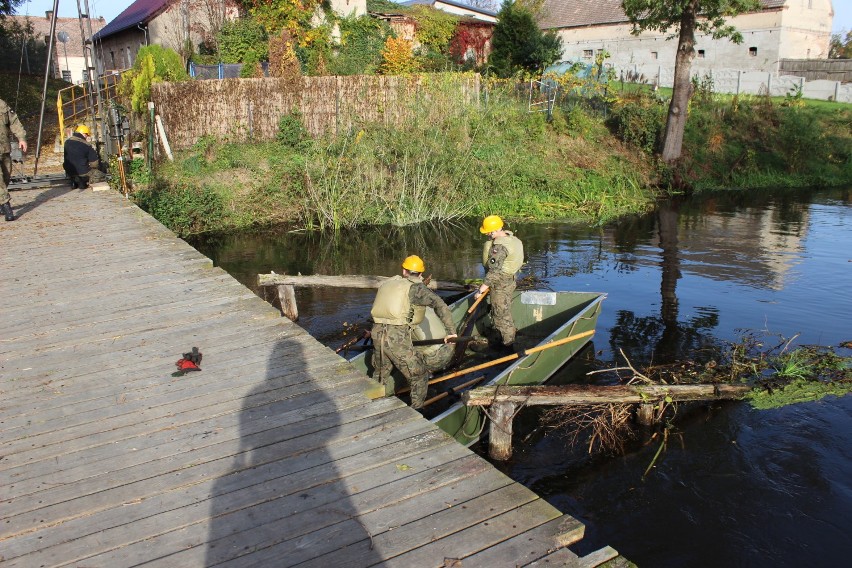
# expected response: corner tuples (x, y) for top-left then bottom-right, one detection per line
(292, 484), (537, 568)
(258, 273), (469, 292)
(12, 429), (463, 567)
(464, 384), (753, 406)
(137, 454), (500, 568)
(465, 515), (585, 566)
(1, 401), (420, 558)
(0, 362), (371, 470)
(577, 545), (620, 568)
(377, 498), (563, 567)
(1, 403), (444, 540)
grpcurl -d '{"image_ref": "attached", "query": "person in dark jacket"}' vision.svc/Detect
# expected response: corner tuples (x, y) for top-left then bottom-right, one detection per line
(1, 97), (27, 221)
(64, 124), (105, 189)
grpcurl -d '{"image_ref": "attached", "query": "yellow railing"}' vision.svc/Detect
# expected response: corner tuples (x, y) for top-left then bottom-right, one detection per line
(57, 72), (124, 138)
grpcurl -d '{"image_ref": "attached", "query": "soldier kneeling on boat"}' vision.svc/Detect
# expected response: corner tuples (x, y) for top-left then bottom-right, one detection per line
(370, 255), (457, 409)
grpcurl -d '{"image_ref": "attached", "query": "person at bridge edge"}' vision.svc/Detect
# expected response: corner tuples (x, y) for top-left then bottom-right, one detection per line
(477, 215), (524, 350)
(0, 97), (27, 221)
(370, 255), (457, 409)
(63, 124), (105, 189)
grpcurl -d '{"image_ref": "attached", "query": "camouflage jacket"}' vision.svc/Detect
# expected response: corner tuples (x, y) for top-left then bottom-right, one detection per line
(0, 98), (27, 154)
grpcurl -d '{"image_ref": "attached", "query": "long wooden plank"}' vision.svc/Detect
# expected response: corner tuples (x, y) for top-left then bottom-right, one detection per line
(464, 384), (753, 405)
(377, 499), (563, 567)
(0, 362), (370, 470)
(464, 515), (585, 566)
(0, 323), (323, 417)
(7, 428), (464, 567)
(0, 401), (421, 559)
(1, 401), (442, 540)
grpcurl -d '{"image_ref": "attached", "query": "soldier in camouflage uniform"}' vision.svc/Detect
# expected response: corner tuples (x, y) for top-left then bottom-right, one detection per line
(370, 255), (457, 409)
(1, 98), (28, 221)
(477, 215), (524, 348)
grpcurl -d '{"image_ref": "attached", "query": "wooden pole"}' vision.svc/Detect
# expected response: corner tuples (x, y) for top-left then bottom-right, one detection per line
(277, 284), (298, 321)
(489, 401), (516, 460)
(258, 273), (469, 292)
(637, 404), (655, 426)
(422, 375), (485, 407)
(155, 114), (174, 161)
(463, 384), (752, 406)
(426, 330), (596, 388)
(467, 287), (489, 314)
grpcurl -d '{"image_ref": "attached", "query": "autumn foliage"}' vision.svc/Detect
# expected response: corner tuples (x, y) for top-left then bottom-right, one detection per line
(380, 37), (420, 75)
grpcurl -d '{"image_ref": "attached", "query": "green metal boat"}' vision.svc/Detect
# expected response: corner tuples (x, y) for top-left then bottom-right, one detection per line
(346, 290), (606, 446)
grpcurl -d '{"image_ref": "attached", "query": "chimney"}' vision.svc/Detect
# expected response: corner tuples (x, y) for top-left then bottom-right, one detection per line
(46, 10), (53, 20)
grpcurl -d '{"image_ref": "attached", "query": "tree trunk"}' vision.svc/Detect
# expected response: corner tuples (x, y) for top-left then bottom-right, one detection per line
(660, 1), (698, 163)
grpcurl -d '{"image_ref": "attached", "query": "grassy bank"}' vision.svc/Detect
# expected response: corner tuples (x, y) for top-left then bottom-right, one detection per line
(126, 79), (851, 237)
(610, 84), (852, 191)
(136, 87), (657, 236)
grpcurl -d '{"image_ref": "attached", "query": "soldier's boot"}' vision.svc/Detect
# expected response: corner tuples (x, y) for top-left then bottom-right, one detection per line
(2, 202), (15, 221)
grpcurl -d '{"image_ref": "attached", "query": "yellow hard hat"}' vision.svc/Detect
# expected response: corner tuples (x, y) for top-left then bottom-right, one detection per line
(480, 215), (504, 234)
(75, 124), (91, 135)
(401, 255), (425, 273)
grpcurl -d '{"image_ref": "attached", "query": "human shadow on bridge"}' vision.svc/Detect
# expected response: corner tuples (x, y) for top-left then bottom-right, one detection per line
(9, 182), (86, 220)
(204, 331), (383, 566)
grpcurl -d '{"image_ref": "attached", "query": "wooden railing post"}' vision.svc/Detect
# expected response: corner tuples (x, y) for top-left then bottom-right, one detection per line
(489, 401), (516, 461)
(277, 284), (298, 321)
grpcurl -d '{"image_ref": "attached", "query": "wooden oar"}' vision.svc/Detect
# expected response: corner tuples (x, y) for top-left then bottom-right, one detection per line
(449, 288), (490, 367)
(342, 335), (476, 352)
(335, 330), (370, 354)
(422, 375), (486, 407)
(393, 328), (596, 396)
(427, 329), (596, 387)
(466, 287), (489, 315)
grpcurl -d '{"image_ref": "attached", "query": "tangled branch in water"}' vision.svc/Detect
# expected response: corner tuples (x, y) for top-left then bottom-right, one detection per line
(542, 403), (635, 455)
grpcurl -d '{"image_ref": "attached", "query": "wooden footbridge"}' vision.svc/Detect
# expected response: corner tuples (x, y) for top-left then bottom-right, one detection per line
(0, 184), (622, 567)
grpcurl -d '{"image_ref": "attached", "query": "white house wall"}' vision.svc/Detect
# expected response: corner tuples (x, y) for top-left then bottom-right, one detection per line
(776, 0), (832, 59)
(555, 2), (832, 75)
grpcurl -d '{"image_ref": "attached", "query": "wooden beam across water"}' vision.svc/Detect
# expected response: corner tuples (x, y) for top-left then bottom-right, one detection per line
(464, 384), (752, 460)
(258, 273), (471, 292)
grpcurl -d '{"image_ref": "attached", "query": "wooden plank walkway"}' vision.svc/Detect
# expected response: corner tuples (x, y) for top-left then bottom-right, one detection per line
(0, 185), (604, 567)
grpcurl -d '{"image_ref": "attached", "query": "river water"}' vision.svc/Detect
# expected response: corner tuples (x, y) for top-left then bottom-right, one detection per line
(188, 187), (851, 566)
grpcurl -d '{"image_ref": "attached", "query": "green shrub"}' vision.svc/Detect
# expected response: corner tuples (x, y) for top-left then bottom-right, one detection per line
(608, 95), (665, 154)
(277, 109), (309, 147)
(133, 182), (225, 236)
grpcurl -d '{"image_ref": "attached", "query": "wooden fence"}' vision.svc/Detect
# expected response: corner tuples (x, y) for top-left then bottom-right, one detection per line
(778, 58), (852, 82)
(151, 74), (481, 150)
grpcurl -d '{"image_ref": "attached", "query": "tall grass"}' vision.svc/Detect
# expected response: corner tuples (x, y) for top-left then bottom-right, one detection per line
(142, 77), (657, 236)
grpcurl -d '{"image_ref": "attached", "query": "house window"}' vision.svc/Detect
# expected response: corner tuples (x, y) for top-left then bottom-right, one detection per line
(110, 51), (116, 70)
(749, 47), (757, 57)
(697, 49), (705, 58)
(126, 47), (133, 67)
(651, 51), (658, 60)
(582, 49), (593, 60)
(62, 70), (72, 82)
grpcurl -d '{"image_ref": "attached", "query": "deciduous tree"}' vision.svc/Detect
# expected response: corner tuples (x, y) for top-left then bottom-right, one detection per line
(622, 0), (759, 163)
(828, 30), (851, 59)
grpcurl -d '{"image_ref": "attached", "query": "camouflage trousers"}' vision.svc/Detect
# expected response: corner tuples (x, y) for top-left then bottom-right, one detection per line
(370, 323), (454, 409)
(1, 154), (11, 204)
(487, 272), (517, 346)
